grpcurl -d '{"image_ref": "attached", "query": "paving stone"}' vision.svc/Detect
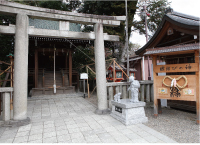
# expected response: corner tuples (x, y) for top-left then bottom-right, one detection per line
(85, 135), (101, 143)
(2, 129), (18, 135)
(43, 136), (57, 143)
(136, 130), (152, 137)
(68, 128), (80, 134)
(112, 134), (130, 143)
(79, 126), (92, 132)
(97, 132), (113, 139)
(70, 132), (84, 139)
(115, 125), (127, 130)
(67, 124), (78, 129)
(28, 139), (43, 143)
(15, 131), (30, 137)
(0, 138), (14, 143)
(43, 132), (56, 138)
(101, 138), (117, 143)
(81, 130), (94, 137)
(44, 123), (54, 128)
(30, 128), (43, 135)
(18, 124), (32, 132)
(56, 129), (69, 136)
(43, 127), (56, 133)
(13, 136), (29, 143)
(44, 120), (54, 125)
(125, 132), (143, 140)
(72, 138), (87, 143)
(131, 138), (149, 143)
(0, 133), (16, 140)
(28, 134), (43, 141)
(56, 125), (67, 131)
(93, 128), (107, 134)
(119, 128), (134, 135)
(143, 135), (161, 143)
(104, 126), (117, 132)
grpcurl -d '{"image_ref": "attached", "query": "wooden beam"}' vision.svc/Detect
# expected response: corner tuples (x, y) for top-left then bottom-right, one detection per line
(35, 49), (38, 88)
(152, 55), (158, 117)
(195, 50), (200, 124)
(113, 60), (115, 82)
(69, 50), (72, 86)
(65, 51), (68, 71)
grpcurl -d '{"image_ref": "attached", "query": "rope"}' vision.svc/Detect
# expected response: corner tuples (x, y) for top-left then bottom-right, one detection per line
(162, 75), (188, 89)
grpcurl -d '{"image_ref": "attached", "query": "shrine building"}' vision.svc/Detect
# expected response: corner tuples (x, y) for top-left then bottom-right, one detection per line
(135, 9), (200, 124)
(0, 1), (125, 121)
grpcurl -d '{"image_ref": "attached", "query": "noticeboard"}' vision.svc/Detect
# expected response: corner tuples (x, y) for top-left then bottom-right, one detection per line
(80, 73), (88, 79)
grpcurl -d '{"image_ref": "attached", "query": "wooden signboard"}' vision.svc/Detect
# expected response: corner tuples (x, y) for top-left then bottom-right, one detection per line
(152, 51), (200, 124)
(155, 75), (196, 101)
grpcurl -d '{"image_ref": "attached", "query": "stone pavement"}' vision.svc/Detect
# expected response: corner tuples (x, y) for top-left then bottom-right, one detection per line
(0, 94), (177, 143)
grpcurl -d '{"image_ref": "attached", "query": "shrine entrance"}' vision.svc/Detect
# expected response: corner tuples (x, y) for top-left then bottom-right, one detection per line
(28, 37), (88, 96)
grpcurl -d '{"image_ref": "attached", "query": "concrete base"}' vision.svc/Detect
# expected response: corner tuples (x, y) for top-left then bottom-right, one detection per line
(95, 109), (111, 115)
(110, 99), (148, 125)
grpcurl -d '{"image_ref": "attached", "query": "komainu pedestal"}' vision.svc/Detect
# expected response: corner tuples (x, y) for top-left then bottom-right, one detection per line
(110, 99), (148, 125)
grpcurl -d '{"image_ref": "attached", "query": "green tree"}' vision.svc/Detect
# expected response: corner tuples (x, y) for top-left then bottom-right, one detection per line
(78, 1), (138, 61)
(12, 0), (81, 11)
(79, 1), (137, 42)
(133, 0), (171, 37)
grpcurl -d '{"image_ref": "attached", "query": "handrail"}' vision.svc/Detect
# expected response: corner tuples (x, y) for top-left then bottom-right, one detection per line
(0, 61), (11, 66)
(0, 66), (11, 76)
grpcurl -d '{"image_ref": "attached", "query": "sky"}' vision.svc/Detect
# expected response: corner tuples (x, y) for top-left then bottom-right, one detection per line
(130, 0), (200, 47)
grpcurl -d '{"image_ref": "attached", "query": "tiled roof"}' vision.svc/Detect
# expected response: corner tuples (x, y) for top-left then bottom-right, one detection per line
(135, 8), (200, 55)
(144, 43), (199, 55)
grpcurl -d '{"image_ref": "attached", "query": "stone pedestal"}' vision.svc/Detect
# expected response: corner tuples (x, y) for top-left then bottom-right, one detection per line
(3, 92), (10, 121)
(110, 99), (148, 125)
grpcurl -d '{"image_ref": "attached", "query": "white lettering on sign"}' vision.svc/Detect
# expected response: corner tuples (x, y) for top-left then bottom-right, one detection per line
(80, 73), (88, 79)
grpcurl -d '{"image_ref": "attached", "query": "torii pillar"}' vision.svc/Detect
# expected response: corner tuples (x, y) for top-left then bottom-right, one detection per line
(13, 13), (29, 120)
(94, 22), (109, 114)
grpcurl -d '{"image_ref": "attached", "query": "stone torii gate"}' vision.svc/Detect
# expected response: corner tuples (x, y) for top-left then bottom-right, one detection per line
(0, 1), (125, 121)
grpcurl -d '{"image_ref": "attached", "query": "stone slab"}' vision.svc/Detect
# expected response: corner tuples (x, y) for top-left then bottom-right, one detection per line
(0, 87), (13, 92)
(111, 99), (146, 108)
(110, 99), (148, 125)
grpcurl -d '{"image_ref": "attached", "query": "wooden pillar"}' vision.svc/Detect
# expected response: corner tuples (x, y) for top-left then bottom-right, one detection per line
(195, 50), (200, 124)
(65, 51), (68, 71)
(77, 74), (79, 91)
(0, 66), (1, 116)
(35, 49), (38, 88)
(152, 55), (158, 117)
(146, 84), (150, 102)
(69, 50), (72, 86)
(113, 59), (115, 82)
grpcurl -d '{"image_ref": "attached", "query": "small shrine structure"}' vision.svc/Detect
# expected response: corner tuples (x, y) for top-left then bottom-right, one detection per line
(107, 64), (136, 82)
(135, 9), (199, 124)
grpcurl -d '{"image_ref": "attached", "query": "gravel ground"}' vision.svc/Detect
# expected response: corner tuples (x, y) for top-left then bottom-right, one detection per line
(85, 94), (200, 143)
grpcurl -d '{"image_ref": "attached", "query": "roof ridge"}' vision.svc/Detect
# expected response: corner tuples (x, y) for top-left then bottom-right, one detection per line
(147, 43), (199, 52)
(166, 8), (199, 21)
